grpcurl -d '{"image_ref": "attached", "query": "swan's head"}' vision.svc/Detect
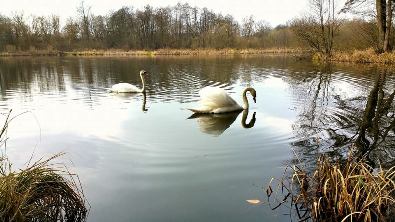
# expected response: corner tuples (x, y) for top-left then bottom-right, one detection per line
(140, 70), (149, 76)
(249, 88), (257, 103)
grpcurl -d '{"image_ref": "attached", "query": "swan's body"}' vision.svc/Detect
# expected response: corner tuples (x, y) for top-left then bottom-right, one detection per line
(110, 70), (148, 93)
(188, 87), (256, 114)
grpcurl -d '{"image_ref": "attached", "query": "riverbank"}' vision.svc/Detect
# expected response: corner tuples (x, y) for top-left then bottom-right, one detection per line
(267, 155), (395, 221)
(0, 48), (306, 57)
(4, 48), (395, 65)
(315, 48), (395, 64)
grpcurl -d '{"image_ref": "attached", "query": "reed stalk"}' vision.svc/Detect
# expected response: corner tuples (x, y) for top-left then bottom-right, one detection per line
(267, 155), (395, 221)
(0, 111), (88, 222)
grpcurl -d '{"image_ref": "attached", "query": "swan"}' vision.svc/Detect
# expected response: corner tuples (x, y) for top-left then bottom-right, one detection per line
(188, 87), (257, 114)
(110, 70), (149, 93)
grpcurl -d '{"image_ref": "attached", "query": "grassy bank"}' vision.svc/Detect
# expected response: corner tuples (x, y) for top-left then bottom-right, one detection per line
(0, 155), (88, 222)
(0, 50), (62, 57)
(0, 112), (88, 221)
(0, 48), (306, 57)
(267, 155), (395, 221)
(315, 48), (395, 64)
(4, 48), (395, 65)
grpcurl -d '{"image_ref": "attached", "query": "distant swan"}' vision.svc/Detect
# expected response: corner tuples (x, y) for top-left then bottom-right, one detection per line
(188, 87), (257, 114)
(110, 70), (148, 93)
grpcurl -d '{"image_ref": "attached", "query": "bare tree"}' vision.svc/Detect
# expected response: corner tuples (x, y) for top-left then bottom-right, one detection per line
(0, 16), (13, 51)
(3, 2), (387, 51)
(291, 0), (339, 56)
(343, 0), (395, 52)
(77, 1), (91, 41)
(62, 18), (79, 49)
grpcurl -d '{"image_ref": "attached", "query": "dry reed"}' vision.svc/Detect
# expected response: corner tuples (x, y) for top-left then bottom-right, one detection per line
(0, 48), (305, 57)
(0, 111), (88, 222)
(267, 155), (395, 221)
(64, 48), (305, 56)
(314, 48), (395, 64)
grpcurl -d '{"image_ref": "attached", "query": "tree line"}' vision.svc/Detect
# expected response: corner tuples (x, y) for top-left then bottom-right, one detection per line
(0, 1), (390, 53)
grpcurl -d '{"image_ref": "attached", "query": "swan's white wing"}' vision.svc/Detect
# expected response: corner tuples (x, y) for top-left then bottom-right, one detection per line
(199, 87), (239, 109)
(111, 83), (141, 93)
(188, 87), (243, 113)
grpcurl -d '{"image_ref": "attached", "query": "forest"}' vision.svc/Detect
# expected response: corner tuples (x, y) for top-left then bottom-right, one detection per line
(0, 0), (389, 54)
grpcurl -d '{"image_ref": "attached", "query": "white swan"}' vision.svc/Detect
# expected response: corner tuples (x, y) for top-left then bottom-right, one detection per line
(110, 70), (148, 93)
(188, 87), (257, 114)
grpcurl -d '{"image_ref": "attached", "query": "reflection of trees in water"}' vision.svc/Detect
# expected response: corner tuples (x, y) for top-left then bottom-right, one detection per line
(290, 63), (395, 167)
(355, 70), (395, 166)
(270, 65), (395, 222)
(0, 57), (291, 105)
(0, 58), (66, 95)
(288, 64), (339, 165)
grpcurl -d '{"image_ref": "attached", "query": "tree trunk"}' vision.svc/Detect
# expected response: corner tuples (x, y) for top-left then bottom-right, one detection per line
(376, 0), (387, 53)
(384, 0), (393, 51)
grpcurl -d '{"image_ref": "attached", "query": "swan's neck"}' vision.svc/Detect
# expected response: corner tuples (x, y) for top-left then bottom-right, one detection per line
(140, 74), (146, 92)
(242, 87), (255, 109)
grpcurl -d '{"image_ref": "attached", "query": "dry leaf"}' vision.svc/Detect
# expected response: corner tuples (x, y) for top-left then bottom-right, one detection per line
(246, 199), (261, 205)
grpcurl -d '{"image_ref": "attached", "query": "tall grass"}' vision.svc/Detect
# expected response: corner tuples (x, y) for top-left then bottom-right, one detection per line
(65, 48), (305, 56)
(0, 111), (88, 222)
(0, 48), (305, 57)
(314, 48), (395, 64)
(267, 155), (395, 221)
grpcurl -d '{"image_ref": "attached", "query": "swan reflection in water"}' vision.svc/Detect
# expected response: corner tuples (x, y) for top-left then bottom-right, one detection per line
(112, 91), (149, 112)
(188, 109), (256, 136)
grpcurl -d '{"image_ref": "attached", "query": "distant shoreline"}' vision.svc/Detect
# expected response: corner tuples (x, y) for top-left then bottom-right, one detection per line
(0, 48), (307, 57)
(3, 48), (395, 65)
(318, 49), (395, 65)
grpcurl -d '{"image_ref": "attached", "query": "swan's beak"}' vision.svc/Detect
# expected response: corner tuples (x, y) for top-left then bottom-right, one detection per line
(253, 97), (256, 103)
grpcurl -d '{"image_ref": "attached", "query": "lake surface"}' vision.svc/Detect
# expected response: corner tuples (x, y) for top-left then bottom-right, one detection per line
(0, 56), (393, 221)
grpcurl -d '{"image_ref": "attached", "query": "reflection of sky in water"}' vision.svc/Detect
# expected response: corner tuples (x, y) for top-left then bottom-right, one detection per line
(0, 57), (386, 222)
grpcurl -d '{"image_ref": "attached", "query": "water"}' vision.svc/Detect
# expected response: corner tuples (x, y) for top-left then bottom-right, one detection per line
(0, 56), (393, 221)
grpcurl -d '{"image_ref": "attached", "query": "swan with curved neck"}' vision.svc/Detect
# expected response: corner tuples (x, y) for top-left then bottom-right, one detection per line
(188, 87), (257, 114)
(110, 70), (148, 93)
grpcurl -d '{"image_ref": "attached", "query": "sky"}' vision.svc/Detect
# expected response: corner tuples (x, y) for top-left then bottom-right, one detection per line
(0, 0), (315, 27)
